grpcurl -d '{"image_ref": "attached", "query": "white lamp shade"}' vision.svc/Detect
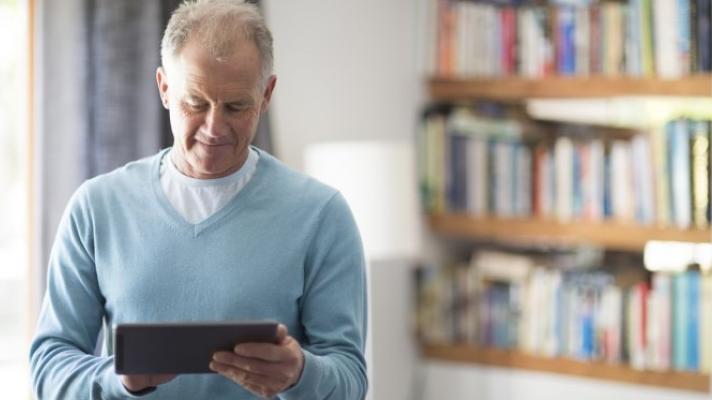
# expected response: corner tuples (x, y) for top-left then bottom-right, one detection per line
(304, 140), (422, 261)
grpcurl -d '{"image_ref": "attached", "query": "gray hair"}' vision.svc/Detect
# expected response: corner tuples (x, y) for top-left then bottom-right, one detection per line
(161, 0), (274, 84)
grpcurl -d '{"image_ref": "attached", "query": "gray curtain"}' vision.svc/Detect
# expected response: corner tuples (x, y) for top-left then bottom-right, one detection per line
(82, 0), (177, 177)
(82, 0), (273, 178)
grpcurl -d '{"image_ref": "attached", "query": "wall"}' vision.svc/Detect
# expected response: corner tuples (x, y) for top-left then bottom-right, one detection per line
(262, 0), (422, 170)
(264, 2), (711, 400)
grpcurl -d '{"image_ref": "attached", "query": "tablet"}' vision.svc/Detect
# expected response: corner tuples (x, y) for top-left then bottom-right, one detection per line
(114, 321), (279, 374)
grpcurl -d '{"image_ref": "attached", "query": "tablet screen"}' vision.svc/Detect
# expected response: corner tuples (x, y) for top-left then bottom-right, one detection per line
(114, 321), (279, 374)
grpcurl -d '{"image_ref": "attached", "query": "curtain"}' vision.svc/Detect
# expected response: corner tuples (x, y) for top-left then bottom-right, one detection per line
(82, 0), (179, 177)
(83, 0), (273, 178)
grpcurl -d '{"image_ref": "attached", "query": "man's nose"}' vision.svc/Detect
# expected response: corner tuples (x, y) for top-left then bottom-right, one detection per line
(203, 107), (230, 138)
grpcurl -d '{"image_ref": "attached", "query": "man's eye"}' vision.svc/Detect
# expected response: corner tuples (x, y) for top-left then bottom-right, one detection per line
(185, 100), (207, 110)
(227, 104), (247, 113)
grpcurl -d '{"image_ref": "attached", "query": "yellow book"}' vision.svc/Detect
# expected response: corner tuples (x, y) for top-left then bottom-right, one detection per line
(690, 121), (709, 228)
(639, 0), (655, 75)
(649, 125), (670, 225)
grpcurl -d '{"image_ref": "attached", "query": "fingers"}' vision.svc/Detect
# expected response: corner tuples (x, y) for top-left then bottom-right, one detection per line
(210, 360), (280, 398)
(275, 324), (288, 344)
(212, 352), (290, 380)
(209, 328), (305, 398)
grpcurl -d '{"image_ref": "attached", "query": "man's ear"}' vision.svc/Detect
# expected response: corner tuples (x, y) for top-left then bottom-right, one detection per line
(156, 66), (170, 109)
(260, 75), (277, 113)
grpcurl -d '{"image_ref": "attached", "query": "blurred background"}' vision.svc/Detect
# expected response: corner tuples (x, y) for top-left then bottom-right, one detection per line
(3, 0), (712, 399)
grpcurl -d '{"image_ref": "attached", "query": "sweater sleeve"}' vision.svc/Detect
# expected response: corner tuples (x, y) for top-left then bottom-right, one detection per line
(29, 184), (147, 399)
(281, 192), (369, 400)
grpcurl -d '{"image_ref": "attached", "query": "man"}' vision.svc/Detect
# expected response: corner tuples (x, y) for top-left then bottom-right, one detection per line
(29, 1), (368, 399)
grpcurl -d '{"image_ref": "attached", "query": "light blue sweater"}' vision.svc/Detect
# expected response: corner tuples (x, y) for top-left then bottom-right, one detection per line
(30, 148), (368, 399)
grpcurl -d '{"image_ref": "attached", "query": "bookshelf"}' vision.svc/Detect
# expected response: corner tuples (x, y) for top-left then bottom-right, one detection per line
(429, 76), (712, 101)
(422, 343), (710, 393)
(418, 0), (712, 394)
(429, 213), (711, 252)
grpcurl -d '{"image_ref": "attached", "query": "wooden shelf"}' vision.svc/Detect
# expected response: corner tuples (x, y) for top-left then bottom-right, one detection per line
(428, 213), (711, 251)
(428, 76), (712, 101)
(422, 343), (710, 393)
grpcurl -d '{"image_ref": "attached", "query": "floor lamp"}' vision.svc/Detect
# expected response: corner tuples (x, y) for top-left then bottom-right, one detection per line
(305, 140), (422, 400)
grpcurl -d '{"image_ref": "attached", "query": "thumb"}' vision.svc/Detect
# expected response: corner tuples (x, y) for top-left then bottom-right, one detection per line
(276, 324), (289, 344)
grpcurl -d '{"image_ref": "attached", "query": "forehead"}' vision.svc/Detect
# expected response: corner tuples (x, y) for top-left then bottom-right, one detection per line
(168, 38), (262, 97)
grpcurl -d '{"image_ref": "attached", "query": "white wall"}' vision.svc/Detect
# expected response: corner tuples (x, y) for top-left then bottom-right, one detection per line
(263, 0), (422, 170)
(263, 2), (711, 400)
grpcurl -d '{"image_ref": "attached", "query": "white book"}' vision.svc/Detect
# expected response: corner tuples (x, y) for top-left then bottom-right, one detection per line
(648, 273), (672, 370)
(626, 0), (643, 76)
(472, 251), (533, 283)
(455, 2), (469, 76)
(671, 120), (692, 228)
(474, 4), (486, 77)
(610, 140), (635, 221)
(544, 271), (562, 357)
(518, 8), (533, 77)
(523, 268), (545, 354)
(598, 286), (622, 363)
(589, 139), (605, 221)
(631, 134), (656, 224)
(653, 0), (682, 77)
(628, 286), (647, 370)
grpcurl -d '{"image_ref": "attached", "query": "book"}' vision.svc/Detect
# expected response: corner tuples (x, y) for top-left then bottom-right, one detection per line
(701, 272), (712, 373)
(690, 120), (710, 228)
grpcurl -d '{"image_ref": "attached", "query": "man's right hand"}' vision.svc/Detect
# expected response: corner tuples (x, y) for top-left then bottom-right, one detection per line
(121, 374), (176, 394)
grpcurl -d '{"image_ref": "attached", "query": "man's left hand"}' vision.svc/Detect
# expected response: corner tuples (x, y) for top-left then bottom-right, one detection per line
(210, 324), (305, 399)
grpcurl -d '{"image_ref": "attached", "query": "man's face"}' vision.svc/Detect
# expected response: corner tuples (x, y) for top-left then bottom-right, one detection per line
(156, 38), (276, 179)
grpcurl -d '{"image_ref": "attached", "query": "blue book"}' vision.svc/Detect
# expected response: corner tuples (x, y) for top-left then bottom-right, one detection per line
(697, 0), (712, 71)
(603, 151), (612, 218)
(673, 271), (689, 370)
(665, 120), (678, 224)
(687, 270), (701, 370)
(557, 6), (577, 75)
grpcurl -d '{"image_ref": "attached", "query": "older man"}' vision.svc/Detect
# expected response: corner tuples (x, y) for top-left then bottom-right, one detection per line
(29, 1), (368, 399)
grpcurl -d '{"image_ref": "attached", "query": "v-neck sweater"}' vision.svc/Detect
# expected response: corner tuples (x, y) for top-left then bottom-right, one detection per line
(30, 147), (368, 399)
(159, 147), (259, 225)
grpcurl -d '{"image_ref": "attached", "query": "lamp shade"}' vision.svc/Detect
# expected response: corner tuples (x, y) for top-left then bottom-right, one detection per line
(304, 140), (421, 261)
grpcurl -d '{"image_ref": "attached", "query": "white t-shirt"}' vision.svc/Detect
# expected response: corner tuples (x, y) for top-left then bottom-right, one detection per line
(159, 148), (259, 224)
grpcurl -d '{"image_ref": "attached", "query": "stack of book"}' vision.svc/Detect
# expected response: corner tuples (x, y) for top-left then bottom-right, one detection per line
(414, 249), (712, 373)
(427, 0), (711, 78)
(418, 106), (712, 229)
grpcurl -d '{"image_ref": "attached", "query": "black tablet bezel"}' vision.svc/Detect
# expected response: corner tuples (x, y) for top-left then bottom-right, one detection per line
(114, 321), (279, 374)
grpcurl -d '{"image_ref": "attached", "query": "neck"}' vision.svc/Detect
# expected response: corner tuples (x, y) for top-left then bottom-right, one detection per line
(169, 148), (248, 179)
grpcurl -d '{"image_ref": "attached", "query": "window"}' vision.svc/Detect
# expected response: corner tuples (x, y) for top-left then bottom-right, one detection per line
(0, 0), (30, 397)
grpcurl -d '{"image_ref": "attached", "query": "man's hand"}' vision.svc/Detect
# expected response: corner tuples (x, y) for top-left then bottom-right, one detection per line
(210, 324), (305, 399)
(121, 374), (175, 393)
